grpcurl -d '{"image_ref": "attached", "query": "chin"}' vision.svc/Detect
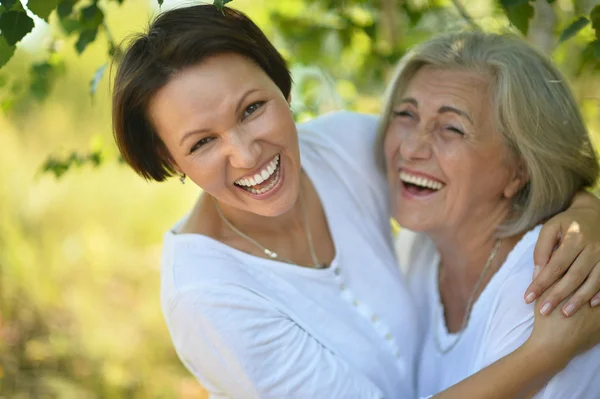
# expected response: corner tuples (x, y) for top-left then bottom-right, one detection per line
(394, 211), (430, 233)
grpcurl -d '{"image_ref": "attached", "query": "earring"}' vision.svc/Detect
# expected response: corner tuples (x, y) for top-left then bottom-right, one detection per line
(179, 174), (186, 184)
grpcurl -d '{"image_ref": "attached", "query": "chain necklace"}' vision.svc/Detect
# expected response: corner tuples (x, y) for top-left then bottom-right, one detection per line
(435, 239), (502, 354)
(212, 191), (324, 269)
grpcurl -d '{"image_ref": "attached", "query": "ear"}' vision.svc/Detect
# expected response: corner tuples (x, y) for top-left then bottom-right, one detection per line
(503, 161), (529, 199)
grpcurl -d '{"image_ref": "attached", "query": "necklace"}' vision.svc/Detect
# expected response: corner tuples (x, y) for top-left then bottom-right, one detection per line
(212, 191), (324, 269)
(435, 238), (502, 354)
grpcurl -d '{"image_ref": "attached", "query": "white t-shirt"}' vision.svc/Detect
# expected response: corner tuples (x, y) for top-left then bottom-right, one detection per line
(161, 112), (419, 399)
(397, 225), (600, 398)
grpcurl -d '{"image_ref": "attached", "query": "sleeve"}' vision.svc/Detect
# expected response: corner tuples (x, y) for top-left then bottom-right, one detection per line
(165, 283), (385, 399)
(476, 264), (600, 399)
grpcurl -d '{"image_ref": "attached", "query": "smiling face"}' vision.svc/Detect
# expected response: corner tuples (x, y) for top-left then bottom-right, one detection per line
(384, 66), (525, 236)
(148, 53), (300, 217)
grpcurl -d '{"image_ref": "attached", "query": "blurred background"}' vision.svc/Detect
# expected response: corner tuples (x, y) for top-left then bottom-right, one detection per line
(0, 0), (599, 397)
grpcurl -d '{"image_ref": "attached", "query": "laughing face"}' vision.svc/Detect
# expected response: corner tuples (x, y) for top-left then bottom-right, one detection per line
(383, 66), (524, 236)
(147, 53), (301, 217)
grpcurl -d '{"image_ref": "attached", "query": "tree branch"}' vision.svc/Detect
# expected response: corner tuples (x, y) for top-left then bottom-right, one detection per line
(450, 0), (479, 29)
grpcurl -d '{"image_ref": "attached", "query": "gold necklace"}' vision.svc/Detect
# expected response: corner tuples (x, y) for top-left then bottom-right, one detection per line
(212, 191), (324, 269)
(435, 239), (502, 354)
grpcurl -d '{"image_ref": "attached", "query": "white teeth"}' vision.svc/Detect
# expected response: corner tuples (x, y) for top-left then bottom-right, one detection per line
(247, 167), (280, 194)
(234, 154), (281, 188)
(399, 171), (444, 190)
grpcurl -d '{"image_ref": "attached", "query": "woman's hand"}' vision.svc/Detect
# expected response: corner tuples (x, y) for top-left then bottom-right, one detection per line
(527, 285), (600, 367)
(526, 191), (600, 316)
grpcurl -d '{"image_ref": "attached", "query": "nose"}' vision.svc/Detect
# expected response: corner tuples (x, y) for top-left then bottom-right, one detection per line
(225, 127), (261, 169)
(399, 124), (432, 161)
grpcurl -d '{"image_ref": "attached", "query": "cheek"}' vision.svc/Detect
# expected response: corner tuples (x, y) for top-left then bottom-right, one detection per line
(383, 130), (400, 167)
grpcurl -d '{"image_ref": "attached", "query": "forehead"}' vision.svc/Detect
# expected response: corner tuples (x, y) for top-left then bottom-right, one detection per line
(147, 53), (278, 137)
(151, 53), (275, 108)
(400, 66), (492, 112)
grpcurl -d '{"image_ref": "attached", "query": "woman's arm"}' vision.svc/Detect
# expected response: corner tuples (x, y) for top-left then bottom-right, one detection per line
(527, 191), (600, 315)
(166, 283), (386, 399)
(432, 341), (564, 399)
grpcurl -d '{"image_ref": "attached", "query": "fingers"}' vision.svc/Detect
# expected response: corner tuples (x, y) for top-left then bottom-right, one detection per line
(533, 221), (562, 271)
(525, 224), (584, 306)
(558, 260), (600, 316)
(592, 293), (600, 307)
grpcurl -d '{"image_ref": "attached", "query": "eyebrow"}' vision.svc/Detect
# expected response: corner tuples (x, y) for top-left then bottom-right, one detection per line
(438, 105), (473, 124)
(395, 97), (473, 124)
(178, 88), (261, 146)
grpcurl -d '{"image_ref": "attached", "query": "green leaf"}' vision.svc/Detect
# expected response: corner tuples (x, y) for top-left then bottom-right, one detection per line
(0, 10), (35, 45)
(593, 39), (600, 60)
(157, 0), (163, 6)
(75, 28), (97, 54)
(89, 63), (106, 98)
(591, 4), (600, 40)
(500, 0), (530, 7)
(546, 0), (555, 3)
(213, 0), (233, 11)
(27, 0), (61, 22)
(0, 0), (17, 9)
(41, 151), (103, 178)
(57, 0), (75, 19)
(0, 35), (15, 67)
(575, 40), (600, 76)
(30, 62), (54, 101)
(501, 0), (534, 35)
(59, 17), (80, 34)
(79, 3), (103, 29)
(559, 16), (589, 43)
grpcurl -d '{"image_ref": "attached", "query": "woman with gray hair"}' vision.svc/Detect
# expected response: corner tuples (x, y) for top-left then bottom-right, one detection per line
(385, 31), (600, 397)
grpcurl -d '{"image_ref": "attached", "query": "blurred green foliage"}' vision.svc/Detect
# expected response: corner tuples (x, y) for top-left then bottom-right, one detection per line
(0, 0), (599, 397)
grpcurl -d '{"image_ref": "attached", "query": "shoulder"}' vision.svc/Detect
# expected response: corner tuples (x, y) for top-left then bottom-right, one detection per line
(160, 233), (265, 309)
(475, 227), (542, 367)
(298, 111), (389, 218)
(492, 226), (542, 314)
(298, 111), (381, 162)
(299, 110), (380, 139)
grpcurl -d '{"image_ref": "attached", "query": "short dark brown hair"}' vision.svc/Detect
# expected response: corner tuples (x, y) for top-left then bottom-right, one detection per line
(112, 4), (292, 181)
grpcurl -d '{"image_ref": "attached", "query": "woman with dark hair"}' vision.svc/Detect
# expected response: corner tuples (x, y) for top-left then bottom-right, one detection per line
(112, 4), (600, 398)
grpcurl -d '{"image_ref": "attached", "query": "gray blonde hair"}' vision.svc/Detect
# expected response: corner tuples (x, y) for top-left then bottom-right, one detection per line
(378, 31), (599, 237)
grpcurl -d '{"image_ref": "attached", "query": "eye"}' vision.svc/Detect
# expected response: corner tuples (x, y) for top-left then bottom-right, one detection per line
(445, 125), (464, 135)
(189, 137), (215, 154)
(392, 109), (415, 118)
(243, 101), (265, 119)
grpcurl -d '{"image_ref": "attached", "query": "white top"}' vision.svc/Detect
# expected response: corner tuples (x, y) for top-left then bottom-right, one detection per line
(161, 112), (419, 399)
(397, 225), (600, 398)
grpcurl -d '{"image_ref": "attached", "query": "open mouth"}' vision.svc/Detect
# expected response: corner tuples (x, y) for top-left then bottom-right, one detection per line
(234, 154), (281, 195)
(399, 171), (445, 196)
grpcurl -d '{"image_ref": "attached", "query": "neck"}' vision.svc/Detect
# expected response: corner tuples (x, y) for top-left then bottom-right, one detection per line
(431, 201), (525, 333)
(430, 201), (515, 277)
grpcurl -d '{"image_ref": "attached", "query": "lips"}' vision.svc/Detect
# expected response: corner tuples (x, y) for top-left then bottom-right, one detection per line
(234, 154), (283, 196)
(234, 154), (280, 188)
(398, 169), (445, 197)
